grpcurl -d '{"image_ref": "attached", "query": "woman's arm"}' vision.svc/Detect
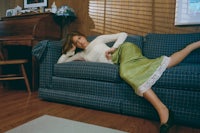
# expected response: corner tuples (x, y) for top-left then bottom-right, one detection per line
(99, 32), (127, 60)
(112, 32), (128, 48)
(96, 32), (128, 48)
(57, 43), (85, 63)
(57, 51), (84, 63)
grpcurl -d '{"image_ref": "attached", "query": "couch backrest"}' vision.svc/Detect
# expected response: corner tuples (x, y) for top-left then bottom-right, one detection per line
(87, 35), (144, 49)
(143, 33), (200, 64)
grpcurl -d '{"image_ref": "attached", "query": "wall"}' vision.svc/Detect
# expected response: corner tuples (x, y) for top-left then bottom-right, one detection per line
(0, 0), (200, 37)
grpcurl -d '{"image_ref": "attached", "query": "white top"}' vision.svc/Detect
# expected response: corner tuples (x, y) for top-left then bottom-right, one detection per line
(57, 32), (128, 64)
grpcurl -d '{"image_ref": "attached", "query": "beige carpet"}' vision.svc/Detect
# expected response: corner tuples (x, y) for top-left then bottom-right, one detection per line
(5, 115), (127, 133)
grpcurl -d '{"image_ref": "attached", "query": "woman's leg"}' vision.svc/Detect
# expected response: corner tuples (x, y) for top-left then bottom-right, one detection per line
(143, 89), (169, 124)
(142, 41), (200, 131)
(168, 40), (200, 68)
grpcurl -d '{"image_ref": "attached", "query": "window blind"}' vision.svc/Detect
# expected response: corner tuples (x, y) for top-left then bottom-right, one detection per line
(89, 0), (197, 35)
(89, 0), (105, 34)
(89, 0), (153, 35)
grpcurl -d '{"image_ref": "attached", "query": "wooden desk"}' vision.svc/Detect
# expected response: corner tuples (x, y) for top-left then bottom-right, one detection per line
(0, 13), (62, 90)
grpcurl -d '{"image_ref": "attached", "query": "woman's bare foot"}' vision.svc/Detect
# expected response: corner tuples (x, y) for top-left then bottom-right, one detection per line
(160, 110), (174, 133)
(160, 107), (169, 124)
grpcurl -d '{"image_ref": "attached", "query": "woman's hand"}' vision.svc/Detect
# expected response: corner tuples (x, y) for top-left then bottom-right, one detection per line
(105, 47), (116, 60)
(70, 44), (76, 52)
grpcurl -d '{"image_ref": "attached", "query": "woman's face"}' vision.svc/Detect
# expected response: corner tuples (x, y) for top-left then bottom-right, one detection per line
(72, 35), (89, 49)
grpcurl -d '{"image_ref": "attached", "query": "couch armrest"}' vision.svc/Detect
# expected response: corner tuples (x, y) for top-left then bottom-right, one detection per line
(32, 40), (62, 88)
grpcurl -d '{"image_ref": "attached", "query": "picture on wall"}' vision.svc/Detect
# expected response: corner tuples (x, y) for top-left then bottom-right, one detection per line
(175, 0), (200, 26)
(24, 0), (47, 8)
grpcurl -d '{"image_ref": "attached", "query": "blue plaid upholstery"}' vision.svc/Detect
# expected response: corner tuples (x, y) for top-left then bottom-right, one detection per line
(32, 40), (63, 88)
(143, 33), (200, 63)
(87, 35), (143, 49)
(32, 33), (200, 127)
(54, 61), (121, 82)
(156, 64), (200, 90)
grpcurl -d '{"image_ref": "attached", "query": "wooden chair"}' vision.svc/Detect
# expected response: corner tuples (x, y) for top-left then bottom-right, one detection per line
(0, 45), (31, 94)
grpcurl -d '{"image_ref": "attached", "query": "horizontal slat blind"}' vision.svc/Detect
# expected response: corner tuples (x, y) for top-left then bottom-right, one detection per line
(89, 0), (153, 35)
(89, 0), (198, 35)
(153, 1), (177, 33)
(153, 0), (195, 33)
(89, 0), (105, 34)
(105, 0), (153, 35)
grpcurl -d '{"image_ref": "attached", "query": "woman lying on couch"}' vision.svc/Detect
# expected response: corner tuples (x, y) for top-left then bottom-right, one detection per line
(57, 31), (200, 133)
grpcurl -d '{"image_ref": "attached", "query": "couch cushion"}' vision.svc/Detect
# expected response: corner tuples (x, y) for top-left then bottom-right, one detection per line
(143, 33), (200, 64)
(88, 35), (144, 49)
(54, 61), (122, 82)
(154, 64), (200, 91)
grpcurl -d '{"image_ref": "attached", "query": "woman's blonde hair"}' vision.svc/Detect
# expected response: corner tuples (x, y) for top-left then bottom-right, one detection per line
(62, 31), (86, 54)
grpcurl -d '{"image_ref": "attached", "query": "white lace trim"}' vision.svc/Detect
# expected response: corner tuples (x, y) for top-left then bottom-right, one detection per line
(136, 56), (170, 97)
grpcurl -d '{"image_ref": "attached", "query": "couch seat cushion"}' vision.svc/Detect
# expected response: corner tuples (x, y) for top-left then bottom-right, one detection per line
(54, 61), (122, 82)
(155, 64), (200, 91)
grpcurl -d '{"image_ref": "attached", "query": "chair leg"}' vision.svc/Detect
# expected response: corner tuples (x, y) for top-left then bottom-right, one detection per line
(20, 64), (31, 94)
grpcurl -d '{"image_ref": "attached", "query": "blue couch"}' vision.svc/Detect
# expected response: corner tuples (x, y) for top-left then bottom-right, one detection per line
(32, 33), (200, 127)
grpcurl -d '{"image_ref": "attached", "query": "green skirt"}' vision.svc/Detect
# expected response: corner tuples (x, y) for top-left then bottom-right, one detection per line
(112, 42), (170, 96)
